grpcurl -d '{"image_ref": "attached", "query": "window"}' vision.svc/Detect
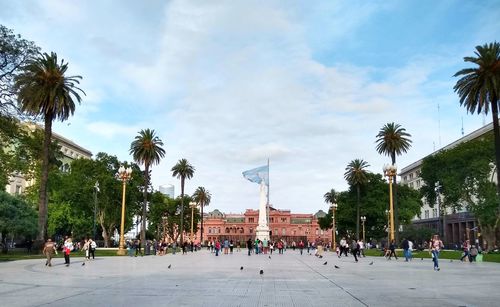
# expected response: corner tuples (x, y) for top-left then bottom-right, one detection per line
(15, 185), (22, 195)
(248, 217), (255, 223)
(282, 228), (286, 235)
(409, 173), (414, 179)
(416, 170), (421, 177)
(293, 230), (296, 235)
(249, 228), (253, 234)
(416, 180), (421, 188)
(403, 176), (407, 182)
(424, 210), (429, 219)
(270, 217), (274, 223)
(432, 209), (437, 218)
(281, 217), (287, 223)
(275, 229), (278, 235)
(315, 228), (319, 235)
(320, 230), (324, 235)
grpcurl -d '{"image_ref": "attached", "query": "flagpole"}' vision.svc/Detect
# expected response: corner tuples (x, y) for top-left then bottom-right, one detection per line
(267, 158), (270, 226)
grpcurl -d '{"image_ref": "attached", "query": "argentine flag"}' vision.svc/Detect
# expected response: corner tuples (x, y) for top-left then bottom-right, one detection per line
(242, 165), (269, 186)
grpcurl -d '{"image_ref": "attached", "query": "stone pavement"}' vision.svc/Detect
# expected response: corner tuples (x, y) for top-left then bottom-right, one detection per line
(1, 249), (499, 307)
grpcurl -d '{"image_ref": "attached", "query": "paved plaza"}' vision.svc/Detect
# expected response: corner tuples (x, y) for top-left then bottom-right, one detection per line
(1, 249), (499, 307)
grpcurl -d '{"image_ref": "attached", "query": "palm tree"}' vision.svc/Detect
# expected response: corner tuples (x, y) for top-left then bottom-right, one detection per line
(192, 186), (211, 245)
(375, 122), (412, 241)
(324, 188), (338, 229)
(454, 42), (500, 204)
(130, 128), (165, 250)
(344, 159), (370, 240)
(171, 159), (195, 244)
(14, 52), (84, 241)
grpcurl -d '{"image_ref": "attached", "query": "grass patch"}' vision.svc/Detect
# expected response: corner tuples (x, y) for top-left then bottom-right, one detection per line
(0, 249), (126, 262)
(363, 249), (500, 263)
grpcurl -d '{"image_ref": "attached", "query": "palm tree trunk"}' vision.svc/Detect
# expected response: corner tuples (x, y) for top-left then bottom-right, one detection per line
(141, 164), (149, 251)
(491, 100), (500, 209)
(180, 177), (185, 244)
(356, 185), (360, 240)
(200, 202), (204, 245)
(37, 116), (52, 242)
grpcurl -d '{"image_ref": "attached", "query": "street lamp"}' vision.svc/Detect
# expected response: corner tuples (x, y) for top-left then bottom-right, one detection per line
(116, 165), (132, 256)
(385, 209), (389, 244)
(330, 202), (338, 252)
(190, 201), (197, 243)
(383, 164), (397, 242)
(435, 181), (445, 242)
(93, 181), (100, 240)
(360, 216), (366, 242)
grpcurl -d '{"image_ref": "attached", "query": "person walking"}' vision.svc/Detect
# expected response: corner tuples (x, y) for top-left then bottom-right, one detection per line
(82, 239), (90, 266)
(43, 239), (57, 267)
(351, 239), (360, 262)
(460, 239), (470, 262)
(298, 240), (305, 255)
(63, 237), (73, 267)
(358, 239), (365, 257)
(89, 238), (96, 260)
(247, 238), (253, 256)
(408, 239), (414, 261)
(402, 238), (409, 261)
(229, 240), (234, 254)
(387, 240), (398, 260)
(430, 234), (444, 271)
(215, 240), (221, 256)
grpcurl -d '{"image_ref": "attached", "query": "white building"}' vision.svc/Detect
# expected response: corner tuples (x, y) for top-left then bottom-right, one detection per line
(400, 122), (495, 245)
(159, 184), (175, 198)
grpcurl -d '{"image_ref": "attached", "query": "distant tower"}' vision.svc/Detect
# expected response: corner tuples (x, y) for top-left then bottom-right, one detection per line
(159, 184), (175, 198)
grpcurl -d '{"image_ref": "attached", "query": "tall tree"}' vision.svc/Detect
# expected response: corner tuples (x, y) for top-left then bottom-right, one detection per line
(14, 52), (84, 242)
(171, 159), (195, 244)
(454, 42), (500, 208)
(0, 25), (39, 117)
(344, 159), (370, 240)
(129, 128), (165, 250)
(192, 186), (211, 244)
(375, 122), (412, 241)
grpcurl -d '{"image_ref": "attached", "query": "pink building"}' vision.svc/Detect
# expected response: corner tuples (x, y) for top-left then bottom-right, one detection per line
(197, 207), (332, 245)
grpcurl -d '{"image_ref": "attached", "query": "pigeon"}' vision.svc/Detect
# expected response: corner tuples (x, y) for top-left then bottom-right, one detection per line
(319, 255), (323, 259)
(369, 261), (374, 265)
(260, 269), (264, 275)
(323, 261), (327, 265)
(268, 256), (271, 259)
(334, 265), (340, 269)
(240, 266), (244, 270)
(450, 259), (453, 263)
(82, 262), (85, 266)
(168, 264), (171, 269)
(421, 258), (424, 261)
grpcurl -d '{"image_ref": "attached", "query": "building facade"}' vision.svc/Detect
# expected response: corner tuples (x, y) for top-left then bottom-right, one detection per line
(196, 207), (332, 245)
(401, 122), (495, 246)
(5, 123), (92, 195)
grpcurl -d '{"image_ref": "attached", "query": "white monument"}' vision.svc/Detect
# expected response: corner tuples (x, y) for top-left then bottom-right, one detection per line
(255, 180), (270, 242)
(242, 164), (270, 241)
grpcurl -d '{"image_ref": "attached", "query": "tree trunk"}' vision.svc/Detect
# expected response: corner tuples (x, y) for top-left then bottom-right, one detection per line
(356, 185), (360, 240)
(180, 177), (185, 244)
(101, 224), (109, 248)
(141, 164), (149, 251)
(37, 115), (52, 242)
(490, 101), (500, 211)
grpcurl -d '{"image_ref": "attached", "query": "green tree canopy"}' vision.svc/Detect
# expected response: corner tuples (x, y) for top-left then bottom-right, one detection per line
(420, 132), (499, 249)
(0, 190), (37, 253)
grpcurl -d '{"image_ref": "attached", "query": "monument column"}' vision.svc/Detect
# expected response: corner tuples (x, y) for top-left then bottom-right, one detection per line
(255, 180), (270, 241)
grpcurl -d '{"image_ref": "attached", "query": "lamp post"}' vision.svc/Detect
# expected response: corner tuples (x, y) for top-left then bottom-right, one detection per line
(383, 164), (397, 242)
(190, 202), (197, 243)
(330, 202), (338, 252)
(385, 209), (389, 244)
(116, 165), (132, 256)
(93, 181), (99, 240)
(435, 181), (445, 243)
(360, 216), (366, 242)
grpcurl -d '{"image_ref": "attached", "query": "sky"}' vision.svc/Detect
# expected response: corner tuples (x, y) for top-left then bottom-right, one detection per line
(1, 0), (499, 214)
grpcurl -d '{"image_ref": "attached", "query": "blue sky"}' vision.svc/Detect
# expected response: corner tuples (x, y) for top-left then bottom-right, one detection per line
(1, 0), (499, 214)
